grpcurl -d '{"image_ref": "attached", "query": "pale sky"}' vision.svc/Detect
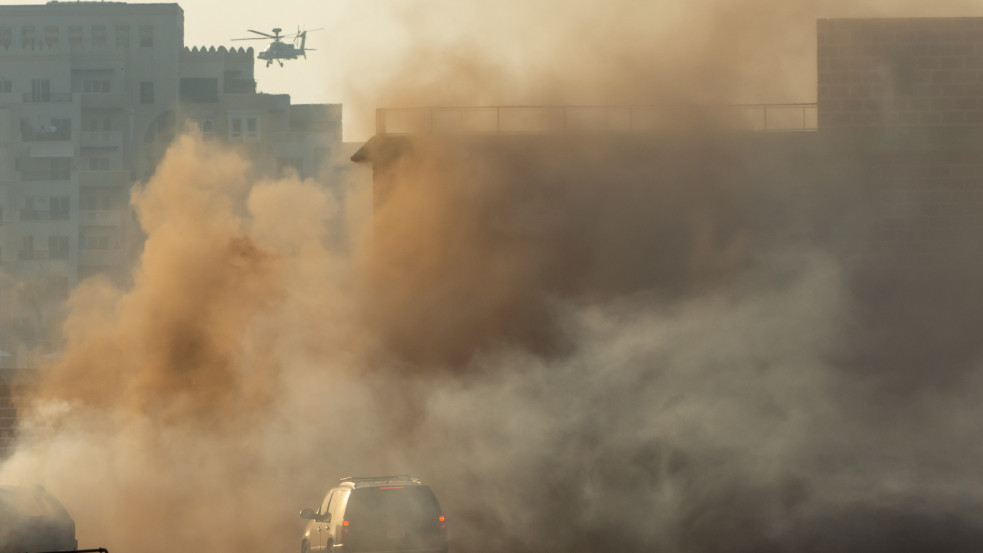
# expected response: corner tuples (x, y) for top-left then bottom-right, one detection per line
(179, 0), (403, 140)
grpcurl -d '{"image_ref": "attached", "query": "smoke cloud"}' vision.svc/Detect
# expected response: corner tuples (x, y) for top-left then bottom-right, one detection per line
(6, 1), (983, 553)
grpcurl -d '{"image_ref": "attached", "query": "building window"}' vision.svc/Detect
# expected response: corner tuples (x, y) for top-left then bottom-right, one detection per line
(0, 27), (11, 49)
(81, 191), (112, 210)
(19, 236), (34, 260)
(50, 197), (69, 220)
(19, 158), (71, 181)
(229, 115), (259, 141)
(85, 116), (111, 131)
(30, 79), (50, 103)
(92, 25), (106, 47)
(43, 26), (59, 48)
(199, 118), (214, 137)
(278, 157), (304, 177)
(23, 117), (72, 141)
(48, 236), (69, 259)
(88, 157), (110, 171)
(21, 197), (37, 221)
(0, 80), (10, 94)
(115, 25), (129, 48)
(80, 227), (113, 250)
(83, 79), (110, 93)
(46, 275), (68, 299)
(21, 26), (36, 49)
(68, 25), (82, 49)
(140, 81), (154, 104)
(52, 158), (71, 180)
(139, 25), (153, 47)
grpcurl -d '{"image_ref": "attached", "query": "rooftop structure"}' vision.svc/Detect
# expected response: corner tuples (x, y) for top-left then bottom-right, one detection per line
(352, 17), (983, 371)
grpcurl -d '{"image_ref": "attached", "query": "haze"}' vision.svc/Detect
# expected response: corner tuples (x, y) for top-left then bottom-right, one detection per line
(3, 1), (983, 553)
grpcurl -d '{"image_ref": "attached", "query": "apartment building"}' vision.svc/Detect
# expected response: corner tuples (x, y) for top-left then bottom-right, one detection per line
(0, 2), (344, 364)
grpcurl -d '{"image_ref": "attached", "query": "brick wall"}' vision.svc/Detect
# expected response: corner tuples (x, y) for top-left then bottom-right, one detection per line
(818, 18), (983, 128)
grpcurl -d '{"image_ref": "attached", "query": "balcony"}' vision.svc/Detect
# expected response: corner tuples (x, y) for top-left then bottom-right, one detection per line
(17, 250), (70, 262)
(21, 92), (73, 104)
(20, 209), (70, 222)
(78, 248), (123, 266)
(19, 170), (70, 182)
(79, 209), (123, 226)
(19, 209), (49, 221)
(80, 131), (123, 149)
(78, 170), (132, 188)
(20, 123), (72, 142)
(82, 93), (129, 110)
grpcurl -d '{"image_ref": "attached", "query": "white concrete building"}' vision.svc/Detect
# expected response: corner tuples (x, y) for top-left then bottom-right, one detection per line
(0, 1), (347, 363)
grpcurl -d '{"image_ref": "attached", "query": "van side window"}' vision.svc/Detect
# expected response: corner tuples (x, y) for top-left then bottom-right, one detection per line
(328, 489), (349, 520)
(319, 492), (334, 516)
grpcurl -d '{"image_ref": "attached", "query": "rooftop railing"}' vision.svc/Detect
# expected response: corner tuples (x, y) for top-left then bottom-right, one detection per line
(376, 104), (818, 135)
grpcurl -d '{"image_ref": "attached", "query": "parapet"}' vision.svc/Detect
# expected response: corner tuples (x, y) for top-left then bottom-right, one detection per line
(181, 45), (254, 59)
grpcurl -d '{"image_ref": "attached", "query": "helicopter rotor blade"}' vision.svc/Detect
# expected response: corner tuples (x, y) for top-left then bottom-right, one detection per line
(289, 27), (324, 38)
(231, 37), (270, 41)
(247, 29), (276, 38)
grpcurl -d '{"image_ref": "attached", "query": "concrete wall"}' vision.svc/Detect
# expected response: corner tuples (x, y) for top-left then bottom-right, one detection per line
(818, 18), (983, 128)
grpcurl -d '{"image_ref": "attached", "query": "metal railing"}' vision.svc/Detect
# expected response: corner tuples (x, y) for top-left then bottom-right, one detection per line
(376, 104), (818, 135)
(20, 122), (72, 142)
(21, 92), (73, 104)
(80, 131), (123, 148)
(79, 209), (123, 226)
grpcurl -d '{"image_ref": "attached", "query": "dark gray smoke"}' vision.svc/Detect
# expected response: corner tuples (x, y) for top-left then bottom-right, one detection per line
(357, 130), (983, 552)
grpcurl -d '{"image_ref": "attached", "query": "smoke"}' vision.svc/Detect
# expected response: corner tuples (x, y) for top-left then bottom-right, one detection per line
(6, 1), (983, 553)
(330, 0), (983, 139)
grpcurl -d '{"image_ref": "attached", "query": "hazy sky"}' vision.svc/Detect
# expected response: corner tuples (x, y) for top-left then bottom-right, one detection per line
(177, 0), (390, 106)
(5, 0), (982, 141)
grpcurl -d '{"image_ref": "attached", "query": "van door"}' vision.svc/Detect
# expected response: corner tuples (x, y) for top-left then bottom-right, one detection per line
(325, 489), (351, 550)
(312, 491), (334, 553)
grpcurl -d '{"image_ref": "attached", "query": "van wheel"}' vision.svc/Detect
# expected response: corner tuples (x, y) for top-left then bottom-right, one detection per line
(301, 542), (310, 553)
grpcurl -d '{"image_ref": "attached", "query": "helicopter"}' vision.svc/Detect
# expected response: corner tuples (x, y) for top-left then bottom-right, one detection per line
(231, 27), (319, 67)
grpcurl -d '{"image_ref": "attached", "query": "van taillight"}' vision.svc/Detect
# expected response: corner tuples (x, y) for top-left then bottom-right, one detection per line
(342, 520), (350, 536)
(439, 515), (447, 538)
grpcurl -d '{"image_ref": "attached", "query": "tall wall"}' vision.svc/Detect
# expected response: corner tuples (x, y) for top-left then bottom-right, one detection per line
(818, 18), (983, 128)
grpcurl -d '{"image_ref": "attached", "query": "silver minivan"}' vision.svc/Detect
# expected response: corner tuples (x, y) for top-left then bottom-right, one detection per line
(300, 475), (447, 553)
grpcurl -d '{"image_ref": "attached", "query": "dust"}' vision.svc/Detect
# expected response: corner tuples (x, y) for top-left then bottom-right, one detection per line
(5, 1), (983, 553)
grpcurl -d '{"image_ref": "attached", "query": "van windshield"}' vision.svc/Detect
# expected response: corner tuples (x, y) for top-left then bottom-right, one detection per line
(345, 486), (441, 524)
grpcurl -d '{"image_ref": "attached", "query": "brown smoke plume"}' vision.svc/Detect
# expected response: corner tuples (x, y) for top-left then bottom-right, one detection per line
(42, 135), (283, 426)
(1, 132), (361, 553)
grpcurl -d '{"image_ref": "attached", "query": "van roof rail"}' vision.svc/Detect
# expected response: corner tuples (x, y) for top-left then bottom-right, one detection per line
(339, 474), (420, 484)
